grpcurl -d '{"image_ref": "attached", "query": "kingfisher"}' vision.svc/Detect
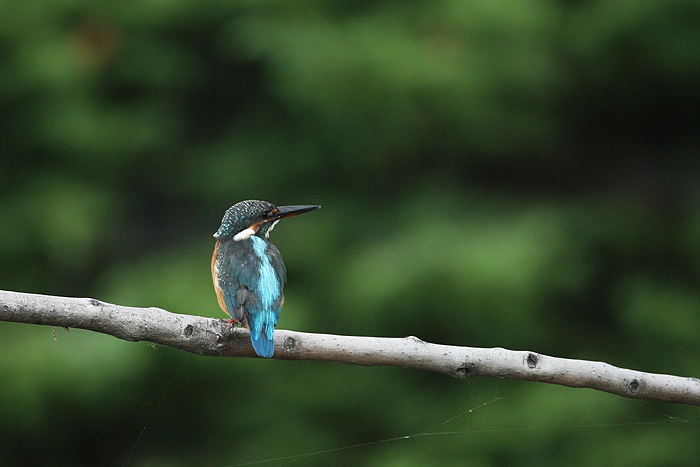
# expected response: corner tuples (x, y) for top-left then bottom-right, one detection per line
(212, 200), (320, 358)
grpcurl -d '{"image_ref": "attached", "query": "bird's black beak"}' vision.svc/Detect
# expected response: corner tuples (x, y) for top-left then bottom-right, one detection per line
(273, 204), (321, 220)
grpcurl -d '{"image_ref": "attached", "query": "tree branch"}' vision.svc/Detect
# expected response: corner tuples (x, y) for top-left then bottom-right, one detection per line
(2, 289), (699, 406)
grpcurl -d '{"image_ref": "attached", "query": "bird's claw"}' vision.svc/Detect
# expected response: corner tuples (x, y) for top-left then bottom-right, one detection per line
(222, 318), (241, 325)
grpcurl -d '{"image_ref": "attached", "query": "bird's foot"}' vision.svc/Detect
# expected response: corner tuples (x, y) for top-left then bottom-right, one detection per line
(222, 318), (242, 327)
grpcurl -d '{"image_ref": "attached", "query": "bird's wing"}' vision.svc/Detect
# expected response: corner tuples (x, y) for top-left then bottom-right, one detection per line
(225, 284), (248, 326)
(215, 238), (287, 328)
(265, 242), (287, 287)
(215, 239), (259, 326)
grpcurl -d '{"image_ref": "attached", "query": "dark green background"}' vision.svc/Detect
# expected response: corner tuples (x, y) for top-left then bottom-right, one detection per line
(1, 1), (699, 465)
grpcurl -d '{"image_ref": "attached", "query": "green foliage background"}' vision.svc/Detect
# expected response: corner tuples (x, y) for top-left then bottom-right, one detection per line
(2, 1), (700, 465)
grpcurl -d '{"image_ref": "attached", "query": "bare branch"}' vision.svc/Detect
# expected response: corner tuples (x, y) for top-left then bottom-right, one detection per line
(2, 289), (699, 406)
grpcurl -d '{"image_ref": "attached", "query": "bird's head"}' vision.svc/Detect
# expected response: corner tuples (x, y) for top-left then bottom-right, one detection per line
(214, 199), (320, 241)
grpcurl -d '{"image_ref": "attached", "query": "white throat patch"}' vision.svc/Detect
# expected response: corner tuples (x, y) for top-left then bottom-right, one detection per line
(265, 220), (280, 239)
(233, 227), (256, 242)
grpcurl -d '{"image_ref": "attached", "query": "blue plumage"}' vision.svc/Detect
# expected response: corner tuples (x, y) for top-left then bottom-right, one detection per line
(248, 236), (282, 357)
(212, 200), (319, 358)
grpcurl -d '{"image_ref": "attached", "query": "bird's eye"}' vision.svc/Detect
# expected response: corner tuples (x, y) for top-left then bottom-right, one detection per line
(265, 209), (279, 219)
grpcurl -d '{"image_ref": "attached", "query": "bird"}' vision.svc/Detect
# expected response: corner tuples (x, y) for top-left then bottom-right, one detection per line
(211, 200), (320, 358)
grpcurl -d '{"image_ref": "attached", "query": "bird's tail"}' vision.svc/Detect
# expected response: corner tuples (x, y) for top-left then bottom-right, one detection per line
(249, 310), (278, 358)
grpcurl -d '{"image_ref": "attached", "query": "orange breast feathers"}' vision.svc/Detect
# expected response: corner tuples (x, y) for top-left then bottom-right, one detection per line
(211, 240), (230, 317)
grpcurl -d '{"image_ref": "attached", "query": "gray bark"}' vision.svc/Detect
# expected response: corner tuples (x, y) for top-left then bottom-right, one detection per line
(2, 289), (699, 406)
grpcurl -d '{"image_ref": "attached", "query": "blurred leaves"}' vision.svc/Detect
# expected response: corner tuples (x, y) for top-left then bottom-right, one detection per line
(1, 0), (699, 465)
